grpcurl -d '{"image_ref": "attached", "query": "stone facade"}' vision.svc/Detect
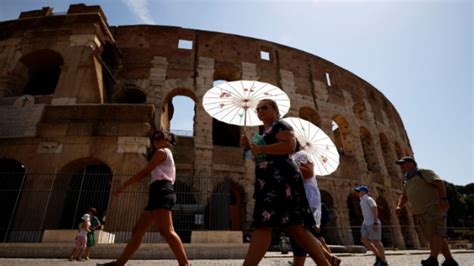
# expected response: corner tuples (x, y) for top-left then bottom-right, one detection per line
(0, 4), (421, 248)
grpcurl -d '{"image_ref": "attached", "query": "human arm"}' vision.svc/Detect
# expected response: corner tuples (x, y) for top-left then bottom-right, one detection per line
(432, 180), (449, 212)
(395, 192), (408, 216)
(371, 206), (380, 231)
(114, 149), (167, 195)
(250, 130), (296, 156)
(299, 160), (314, 180)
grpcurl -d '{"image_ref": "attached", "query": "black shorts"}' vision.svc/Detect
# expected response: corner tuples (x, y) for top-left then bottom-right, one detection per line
(144, 180), (176, 211)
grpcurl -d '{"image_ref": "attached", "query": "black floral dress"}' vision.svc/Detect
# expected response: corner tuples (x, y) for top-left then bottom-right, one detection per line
(251, 120), (315, 229)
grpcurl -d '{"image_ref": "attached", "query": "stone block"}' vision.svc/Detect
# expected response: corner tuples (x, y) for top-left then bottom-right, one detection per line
(191, 231), (242, 243)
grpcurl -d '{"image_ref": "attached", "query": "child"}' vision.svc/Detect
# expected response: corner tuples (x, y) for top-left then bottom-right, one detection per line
(69, 213), (91, 261)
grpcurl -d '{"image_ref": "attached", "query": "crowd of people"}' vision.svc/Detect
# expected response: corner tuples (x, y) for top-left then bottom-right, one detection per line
(67, 99), (458, 266)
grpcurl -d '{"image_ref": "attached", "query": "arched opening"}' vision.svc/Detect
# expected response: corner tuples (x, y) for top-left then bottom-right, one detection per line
(20, 49), (64, 96)
(393, 142), (403, 160)
(162, 90), (196, 137)
(44, 160), (112, 230)
(299, 107), (321, 127)
(379, 133), (398, 176)
(347, 192), (363, 245)
(58, 165), (112, 229)
(173, 180), (198, 243)
(398, 207), (415, 249)
(383, 100), (397, 131)
(353, 101), (368, 120)
(360, 127), (380, 172)
(320, 190), (340, 244)
(205, 180), (245, 232)
(114, 87), (146, 104)
(376, 196), (394, 247)
(100, 42), (121, 98)
(332, 115), (352, 156)
(0, 159), (26, 242)
(211, 80), (240, 147)
(367, 90), (383, 123)
(205, 180), (230, 230)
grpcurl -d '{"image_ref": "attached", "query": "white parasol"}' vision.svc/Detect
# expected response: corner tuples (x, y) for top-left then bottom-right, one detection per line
(283, 117), (340, 176)
(202, 80), (290, 129)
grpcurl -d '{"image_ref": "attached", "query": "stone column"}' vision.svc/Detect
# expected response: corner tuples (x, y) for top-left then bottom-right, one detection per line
(194, 57), (215, 174)
(148, 56), (168, 128)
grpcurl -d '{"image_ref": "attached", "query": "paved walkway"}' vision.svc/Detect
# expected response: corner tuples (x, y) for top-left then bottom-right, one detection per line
(0, 251), (472, 265)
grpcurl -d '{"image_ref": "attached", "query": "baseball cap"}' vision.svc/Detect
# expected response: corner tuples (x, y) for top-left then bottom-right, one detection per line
(353, 185), (368, 192)
(395, 156), (416, 165)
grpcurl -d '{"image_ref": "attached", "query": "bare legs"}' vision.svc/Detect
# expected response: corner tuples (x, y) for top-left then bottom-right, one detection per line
(151, 209), (189, 266)
(361, 237), (386, 263)
(243, 227), (273, 266)
(115, 210), (189, 266)
(115, 212), (155, 266)
(287, 225), (330, 266)
(243, 225), (330, 266)
(429, 235), (454, 260)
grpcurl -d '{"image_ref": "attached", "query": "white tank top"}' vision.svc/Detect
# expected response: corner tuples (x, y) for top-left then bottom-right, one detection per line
(150, 148), (176, 184)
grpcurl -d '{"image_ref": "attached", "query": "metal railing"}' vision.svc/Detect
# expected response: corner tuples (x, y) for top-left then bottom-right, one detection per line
(0, 171), (231, 243)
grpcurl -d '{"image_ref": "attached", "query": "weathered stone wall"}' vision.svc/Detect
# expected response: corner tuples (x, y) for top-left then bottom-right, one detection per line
(0, 4), (420, 248)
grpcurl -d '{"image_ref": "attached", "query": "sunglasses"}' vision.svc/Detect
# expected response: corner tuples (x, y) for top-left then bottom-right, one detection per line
(256, 105), (270, 112)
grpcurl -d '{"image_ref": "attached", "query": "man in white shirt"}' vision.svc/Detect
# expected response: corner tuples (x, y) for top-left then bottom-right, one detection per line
(354, 185), (388, 266)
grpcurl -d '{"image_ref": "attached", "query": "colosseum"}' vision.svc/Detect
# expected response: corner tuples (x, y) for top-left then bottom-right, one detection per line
(0, 4), (423, 249)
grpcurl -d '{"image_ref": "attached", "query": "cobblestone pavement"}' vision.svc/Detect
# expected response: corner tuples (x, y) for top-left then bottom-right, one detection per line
(0, 252), (472, 266)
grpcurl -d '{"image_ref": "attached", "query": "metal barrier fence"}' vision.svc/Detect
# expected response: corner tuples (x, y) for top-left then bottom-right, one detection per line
(0, 170), (232, 243)
(1, 170), (473, 246)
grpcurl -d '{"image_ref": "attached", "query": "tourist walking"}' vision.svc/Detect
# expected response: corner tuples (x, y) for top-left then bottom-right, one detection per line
(100, 130), (189, 266)
(241, 99), (329, 266)
(395, 156), (458, 266)
(353, 185), (388, 266)
(289, 142), (341, 266)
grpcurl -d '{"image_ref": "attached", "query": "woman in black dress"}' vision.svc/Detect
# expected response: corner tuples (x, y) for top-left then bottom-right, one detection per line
(241, 99), (329, 266)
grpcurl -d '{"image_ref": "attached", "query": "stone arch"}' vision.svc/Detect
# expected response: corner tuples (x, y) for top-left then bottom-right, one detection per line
(0, 158), (27, 242)
(367, 90), (383, 123)
(161, 88), (198, 134)
(205, 179), (245, 231)
(9, 49), (64, 96)
(44, 158), (112, 230)
(211, 80), (240, 147)
(383, 100), (397, 131)
(320, 190), (340, 244)
(379, 133), (398, 176)
(346, 192), (363, 245)
(398, 207), (415, 249)
(100, 41), (121, 95)
(173, 179), (198, 243)
(332, 115), (353, 156)
(352, 100), (368, 120)
(112, 86), (147, 104)
(299, 107), (321, 127)
(376, 196), (394, 247)
(394, 141), (403, 159)
(360, 127), (380, 172)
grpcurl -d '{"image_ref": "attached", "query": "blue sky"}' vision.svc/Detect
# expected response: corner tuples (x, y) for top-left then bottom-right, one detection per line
(1, 0), (472, 185)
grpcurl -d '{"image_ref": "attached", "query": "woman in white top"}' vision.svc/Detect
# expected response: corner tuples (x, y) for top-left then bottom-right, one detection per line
(104, 130), (189, 266)
(69, 213), (90, 261)
(290, 142), (341, 266)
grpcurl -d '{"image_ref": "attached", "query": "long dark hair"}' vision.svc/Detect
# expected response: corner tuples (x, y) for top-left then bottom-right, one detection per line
(153, 129), (177, 146)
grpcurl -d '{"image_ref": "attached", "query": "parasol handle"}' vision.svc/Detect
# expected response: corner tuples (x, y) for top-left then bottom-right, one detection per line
(243, 107), (247, 133)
